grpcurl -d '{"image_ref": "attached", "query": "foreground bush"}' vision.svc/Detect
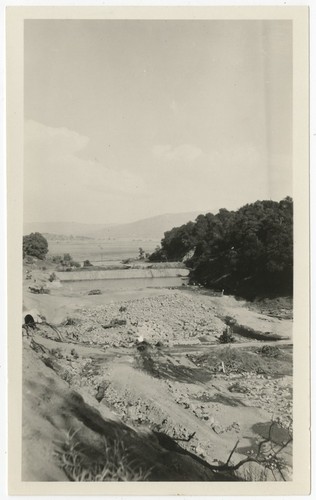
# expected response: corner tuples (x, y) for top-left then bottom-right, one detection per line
(54, 431), (152, 482)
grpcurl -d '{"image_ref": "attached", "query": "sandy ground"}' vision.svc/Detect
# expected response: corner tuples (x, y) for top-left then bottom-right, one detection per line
(185, 291), (292, 339)
(22, 265), (293, 482)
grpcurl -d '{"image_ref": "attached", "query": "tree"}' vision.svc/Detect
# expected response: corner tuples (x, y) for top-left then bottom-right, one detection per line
(161, 221), (196, 261)
(63, 253), (72, 262)
(147, 246), (167, 262)
(148, 197), (293, 298)
(23, 232), (48, 260)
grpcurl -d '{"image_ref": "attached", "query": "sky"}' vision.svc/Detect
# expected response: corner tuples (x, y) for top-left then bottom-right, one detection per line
(24, 20), (292, 225)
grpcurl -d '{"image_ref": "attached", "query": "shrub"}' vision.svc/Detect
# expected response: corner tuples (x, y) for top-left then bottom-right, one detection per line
(224, 316), (237, 327)
(51, 255), (63, 264)
(219, 326), (235, 344)
(24, 255), (34, 264)
(70, 348), (79, 359)
(83, 259), (92, 267)
(228, 382), (249, 394)
(59, 253), (80, 269)
(54, 431), (152, 482)
(51, 348), (63, 359)
(64, 317), (80, 326)
(259, 345), (281, 358)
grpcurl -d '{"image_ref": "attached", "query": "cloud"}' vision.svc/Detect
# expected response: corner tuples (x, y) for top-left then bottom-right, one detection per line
(207, 143), (261, 169)
(153, 143), (203, 163)
(26, 120), (89, 158)
(24, 120), (146, 223)
(145, 140), (272, 217)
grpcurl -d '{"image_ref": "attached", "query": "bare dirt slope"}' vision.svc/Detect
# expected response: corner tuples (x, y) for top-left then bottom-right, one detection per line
(22, 340), (240, 482)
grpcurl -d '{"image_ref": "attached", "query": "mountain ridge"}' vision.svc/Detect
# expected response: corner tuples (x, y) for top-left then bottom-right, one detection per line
(23, 210), (213, 240)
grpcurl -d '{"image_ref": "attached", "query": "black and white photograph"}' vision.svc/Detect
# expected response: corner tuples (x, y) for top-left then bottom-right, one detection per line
(5, 5), (310, 495)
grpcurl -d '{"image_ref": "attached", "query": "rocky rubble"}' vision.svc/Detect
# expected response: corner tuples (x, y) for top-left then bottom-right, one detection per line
(24, 284), (293, 480)
(238, 374), (293, 429)
(60, 292), (226, 347)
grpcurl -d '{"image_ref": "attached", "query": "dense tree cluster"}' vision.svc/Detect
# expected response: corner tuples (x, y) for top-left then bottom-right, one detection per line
(149, 197), (293, 298)
(23, 232), (49, 260)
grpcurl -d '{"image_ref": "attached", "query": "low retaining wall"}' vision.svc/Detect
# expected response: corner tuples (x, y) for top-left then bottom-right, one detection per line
(56, 268), (189, 282)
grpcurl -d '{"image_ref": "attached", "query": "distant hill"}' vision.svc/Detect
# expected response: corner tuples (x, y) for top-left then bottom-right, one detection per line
(23, 221), (112, 237)
(90, 212), (207, 240)
(24, 211), (212, 241)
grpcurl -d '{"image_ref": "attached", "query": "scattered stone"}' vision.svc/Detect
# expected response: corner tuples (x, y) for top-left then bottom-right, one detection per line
(228, 383), (249, 394)
(212, 425), (222, 434)
(28, 285), (50, 294)
(95, 382), (109, 402)
(102, 318), (127, 329)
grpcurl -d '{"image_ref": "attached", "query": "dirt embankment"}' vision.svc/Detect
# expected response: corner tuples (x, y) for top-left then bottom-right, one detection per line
(183, 290), (292, 341)
(248, 297), (293, 320)
(24, 339), (246, 482)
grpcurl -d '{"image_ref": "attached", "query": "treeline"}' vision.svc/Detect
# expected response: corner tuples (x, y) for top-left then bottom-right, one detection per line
(42, 233), (93, 241)
(149, 197), (293, 299)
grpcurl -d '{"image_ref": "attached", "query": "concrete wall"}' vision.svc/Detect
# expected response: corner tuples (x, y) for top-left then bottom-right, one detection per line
(56, 268), (189, 282)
